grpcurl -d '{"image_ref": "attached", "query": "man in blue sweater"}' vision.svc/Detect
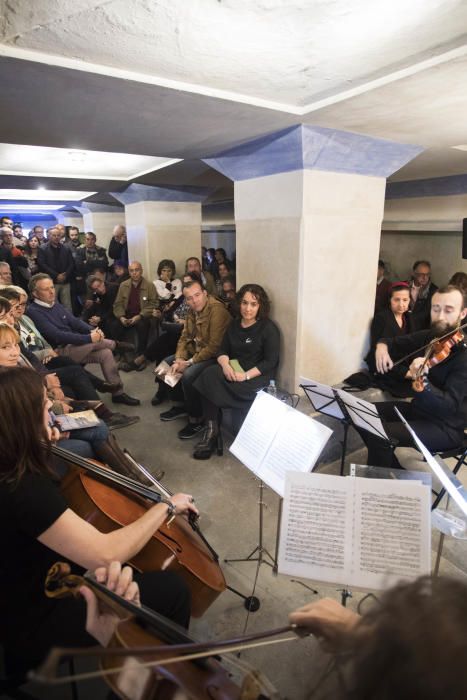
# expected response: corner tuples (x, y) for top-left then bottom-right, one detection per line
(27, 273), (139, 406)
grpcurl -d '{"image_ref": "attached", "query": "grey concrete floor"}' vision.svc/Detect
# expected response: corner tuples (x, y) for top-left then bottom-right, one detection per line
(16, 366), (467, 700)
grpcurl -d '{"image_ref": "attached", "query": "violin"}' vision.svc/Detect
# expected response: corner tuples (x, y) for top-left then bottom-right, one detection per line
(411, 328), (465, 392)
(51, 444), (226, 617)
(33, 561), (287, 699)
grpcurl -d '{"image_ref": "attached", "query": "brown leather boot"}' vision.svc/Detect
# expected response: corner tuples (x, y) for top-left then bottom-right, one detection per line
(94, 434), (164, 485)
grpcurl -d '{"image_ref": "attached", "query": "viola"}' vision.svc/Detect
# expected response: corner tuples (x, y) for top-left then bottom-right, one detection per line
(34, 561), (286, 699)
(51, 444), (226, 617)
(412, 328), (465, 392)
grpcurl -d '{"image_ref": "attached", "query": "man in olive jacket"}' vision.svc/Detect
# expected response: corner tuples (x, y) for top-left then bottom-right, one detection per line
(113, 260), (158, 369)
(160, 279), (231, 438)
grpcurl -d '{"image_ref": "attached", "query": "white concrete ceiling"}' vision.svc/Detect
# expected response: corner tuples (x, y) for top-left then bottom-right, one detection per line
(0, 0), (467, 198)
(2, 0), (467, 109)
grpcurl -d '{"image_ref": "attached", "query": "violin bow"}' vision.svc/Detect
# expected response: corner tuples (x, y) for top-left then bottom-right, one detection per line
(387, 319), (467, 370)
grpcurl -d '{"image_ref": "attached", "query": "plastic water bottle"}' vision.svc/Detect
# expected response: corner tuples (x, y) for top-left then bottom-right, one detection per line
(266, 379), (277, 398)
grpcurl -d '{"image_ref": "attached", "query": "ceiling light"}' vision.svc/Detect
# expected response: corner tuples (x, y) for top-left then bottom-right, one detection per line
(2, 204), (65, 212)
(451, 145), (467, 152)
(0, 189), (97, 201)
(68, 150), (87, 163)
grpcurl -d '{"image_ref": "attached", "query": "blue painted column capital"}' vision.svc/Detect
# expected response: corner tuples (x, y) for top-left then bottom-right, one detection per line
(204, 125), (423, 181)
(110, 183), (213, 205)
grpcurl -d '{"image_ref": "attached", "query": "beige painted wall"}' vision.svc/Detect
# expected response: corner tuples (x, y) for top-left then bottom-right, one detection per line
(82, 210), (125, 250)
(383, 193), (467, 231)
(125, 200), (201, 280)
(380, 230), (466, 285)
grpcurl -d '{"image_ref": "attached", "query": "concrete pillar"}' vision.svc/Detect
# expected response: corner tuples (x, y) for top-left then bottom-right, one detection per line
(111, 183), (209, 281)
(205, 125), (423, 389)
(76, 203), (125, 250)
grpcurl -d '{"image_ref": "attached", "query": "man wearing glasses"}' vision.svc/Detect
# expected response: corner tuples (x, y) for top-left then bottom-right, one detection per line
(409, 260), (438, 330)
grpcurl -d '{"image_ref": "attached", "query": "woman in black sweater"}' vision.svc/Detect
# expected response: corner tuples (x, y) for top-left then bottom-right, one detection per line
(192, 284), (280, 459)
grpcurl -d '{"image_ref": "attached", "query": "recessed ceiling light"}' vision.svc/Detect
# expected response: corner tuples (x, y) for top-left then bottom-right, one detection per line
(2, 204), (65, 212)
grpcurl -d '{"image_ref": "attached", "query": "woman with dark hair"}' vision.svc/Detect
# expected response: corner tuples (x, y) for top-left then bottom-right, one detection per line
(153, 258), (183, 321)
(290, 575), (467, 700)
(0, 366), (196, 679)
(449, 271), (467, 297)
(191, 284), (280, 459)
(24, 234), (41, 275)
(365, 282), (415, 396)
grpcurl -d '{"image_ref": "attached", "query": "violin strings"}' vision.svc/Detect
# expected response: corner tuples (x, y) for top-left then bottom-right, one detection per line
(32, 635), (299, 686)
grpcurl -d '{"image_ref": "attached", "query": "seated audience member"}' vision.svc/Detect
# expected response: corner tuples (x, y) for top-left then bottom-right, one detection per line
(76, 231), (109, 276)
(221, 275), (238, 316)
(365, 282), (415, 396)
(408, 259), (438, 330)
(0, 323), (141, 475)
(289, 575), (467, 700)
(0, 366), (195, 678)
(364, 285), (467, 468)
(0, 215), (13, 228)
(0, 261), (12, 284)
(2, 287), (137, 431)
(213, 248), (233, 276)
(185, 256), (216, 296)
(37, 226), (75, 311)
(449, 271), (467, 297)
(107, 258), (129, 287)
(374, 259), (392, 313)
(83, 274), (120, 338)
(26, 273), (140, 407)
(160, 279), (231, 439)
(192, 284), (280, 459)
(108, 224), (128, 267)
(24, 234), (41, 275)
(149, 272), (201, 406)
(153, 259), (183, 320)
(0, 226), (29, 288)
(113, 261), (158, 371)
(215, 261), (233, 296)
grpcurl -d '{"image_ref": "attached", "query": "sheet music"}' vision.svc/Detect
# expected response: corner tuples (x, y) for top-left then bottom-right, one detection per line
(278, 472), (351, 582)
(299, 376), (345, 420)
(335, 388), (389, 440)
(230, 392), (332, 496)
(352, 477), (431, 589)
(395, 407), (467, 517)
(256, 410), (333, 496)
(230, 391), (288, 471)
(278, 472), (430, 590)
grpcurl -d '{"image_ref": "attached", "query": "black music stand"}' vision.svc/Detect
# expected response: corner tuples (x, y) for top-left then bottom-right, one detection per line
(301, 381), (351, 475)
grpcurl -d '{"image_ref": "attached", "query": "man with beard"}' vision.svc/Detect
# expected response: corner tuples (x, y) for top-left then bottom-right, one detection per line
(362, 285), (467, 468)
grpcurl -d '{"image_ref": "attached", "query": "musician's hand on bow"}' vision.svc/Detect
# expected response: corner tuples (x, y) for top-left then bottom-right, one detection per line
(80, 561), (140, 646)
(408, 356), (429, 380)
(289, 598), (360, 652)
(375, 343), (393, 374)
(170, 493), (199, 517)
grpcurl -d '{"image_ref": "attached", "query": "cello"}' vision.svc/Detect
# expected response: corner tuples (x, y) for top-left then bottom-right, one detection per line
(33, 562), (289, 699)
(51, 444), (226, 617)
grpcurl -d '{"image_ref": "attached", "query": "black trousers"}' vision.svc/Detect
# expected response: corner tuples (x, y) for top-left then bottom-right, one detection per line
(358, 401), (463, 468)
(4, 570), (191, 679)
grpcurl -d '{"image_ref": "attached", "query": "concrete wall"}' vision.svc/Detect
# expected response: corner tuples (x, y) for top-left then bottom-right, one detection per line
(381, 192), (467, 283)
(125, 200), (201, 280)
(380, 230), (466, 285)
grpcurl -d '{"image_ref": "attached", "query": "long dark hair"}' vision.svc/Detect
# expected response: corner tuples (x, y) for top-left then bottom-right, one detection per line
(236, 284), (270, 319)
(0, 367), (51, 484)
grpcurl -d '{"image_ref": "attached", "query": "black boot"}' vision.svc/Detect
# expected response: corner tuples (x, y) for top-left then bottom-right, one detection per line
(192, 421), (223, 460)
(151, 380), (168, 406)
